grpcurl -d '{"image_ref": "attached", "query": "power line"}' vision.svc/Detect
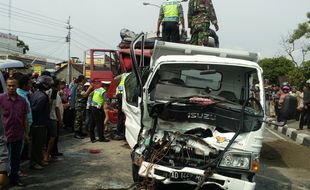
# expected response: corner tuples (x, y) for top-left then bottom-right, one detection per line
(0, 2), (65, 24)
(0, 6), (66, 28)
(0, 28), (64, 38)
(71, 43), (86, 51)
(71, 31), (103, 48)
(0, 12), (66, 33)
(17, 34), (64, 43)
(74, 28), (114, 48)
(72, 39), (90, 49)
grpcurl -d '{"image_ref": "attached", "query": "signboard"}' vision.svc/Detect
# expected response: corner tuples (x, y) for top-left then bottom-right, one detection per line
(33, 64), (42, 75)
(85, 69), (90, 78)
(85, 54), (105, 65)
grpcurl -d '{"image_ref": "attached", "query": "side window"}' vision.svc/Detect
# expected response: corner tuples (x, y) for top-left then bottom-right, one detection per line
(124, 73), (139, 107)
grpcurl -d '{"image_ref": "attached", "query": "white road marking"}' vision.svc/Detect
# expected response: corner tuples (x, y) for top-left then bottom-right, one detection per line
(265, 127), (287, 141)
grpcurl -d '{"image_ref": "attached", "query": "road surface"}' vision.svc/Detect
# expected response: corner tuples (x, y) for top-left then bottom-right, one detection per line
(11, 127), (310, 190)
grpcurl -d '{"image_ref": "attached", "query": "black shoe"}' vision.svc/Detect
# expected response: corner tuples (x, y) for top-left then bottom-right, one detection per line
(98, 139), (110, 142)
(10, 180), (26, 187)
(80, 132), (88, 137)
(54, 152), (63, 156)
(113, 135), (125, 140)
(74, 134), (84, 139)
(91, 139), (97, 143)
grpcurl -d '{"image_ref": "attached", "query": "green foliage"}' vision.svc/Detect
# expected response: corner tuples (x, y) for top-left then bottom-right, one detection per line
(258, 57), (295, 85)
(301, 60), (310, 80)
(288, 68), (305, 89)
(17, 39), (29, 54)
(290, 12), (310, 42)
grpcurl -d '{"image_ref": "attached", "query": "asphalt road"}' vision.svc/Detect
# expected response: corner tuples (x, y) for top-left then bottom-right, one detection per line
(10, 127), (310, 190)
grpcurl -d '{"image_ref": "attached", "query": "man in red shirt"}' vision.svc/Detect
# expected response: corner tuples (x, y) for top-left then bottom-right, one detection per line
(0, 77), (29, 187)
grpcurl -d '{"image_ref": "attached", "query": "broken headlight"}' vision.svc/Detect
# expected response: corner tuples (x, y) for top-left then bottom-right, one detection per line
(219, 152), (251, 170)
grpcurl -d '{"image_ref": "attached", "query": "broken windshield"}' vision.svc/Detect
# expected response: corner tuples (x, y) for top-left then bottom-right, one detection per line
(156, 63), (222, 90)
(149, 63), (258, 105)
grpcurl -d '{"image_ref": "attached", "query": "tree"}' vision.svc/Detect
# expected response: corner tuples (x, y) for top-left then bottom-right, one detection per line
(16, 39), (29, 54)
(283, 12), (310, 66)
(258, 56), (295, 85)
(300, 60), (310, 80)
(288, 68), (305, 89)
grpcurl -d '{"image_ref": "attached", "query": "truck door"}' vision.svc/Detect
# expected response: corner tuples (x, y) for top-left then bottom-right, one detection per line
(123, 72), (142, 148)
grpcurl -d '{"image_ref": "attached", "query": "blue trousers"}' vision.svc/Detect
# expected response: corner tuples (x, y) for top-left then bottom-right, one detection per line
(7, 139), (23, 183)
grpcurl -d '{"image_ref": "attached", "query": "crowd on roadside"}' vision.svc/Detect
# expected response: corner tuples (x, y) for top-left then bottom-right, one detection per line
(0, 70), (120, 188)
(263, 80), (310, 130)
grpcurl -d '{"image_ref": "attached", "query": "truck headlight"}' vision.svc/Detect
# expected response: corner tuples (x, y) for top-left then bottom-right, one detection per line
(219, 152), (251, 170)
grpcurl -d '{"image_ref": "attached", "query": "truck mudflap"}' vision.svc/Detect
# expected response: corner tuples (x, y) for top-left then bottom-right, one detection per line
(138, 161), (256, 190)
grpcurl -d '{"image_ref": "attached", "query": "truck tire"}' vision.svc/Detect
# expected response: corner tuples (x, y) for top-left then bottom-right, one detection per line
(132, 163), (143, 183)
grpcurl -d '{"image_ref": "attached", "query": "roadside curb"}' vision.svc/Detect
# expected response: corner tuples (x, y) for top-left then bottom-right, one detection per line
(268, 124), (310, 147)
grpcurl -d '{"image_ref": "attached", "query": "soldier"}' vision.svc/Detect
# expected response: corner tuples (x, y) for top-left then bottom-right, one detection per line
(156, 0), (185, 43)
(74, 75), (93, 139)
(188, 0), (219, 46)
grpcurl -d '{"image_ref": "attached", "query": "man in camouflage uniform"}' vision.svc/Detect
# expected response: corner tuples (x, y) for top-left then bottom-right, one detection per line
(74, 75), (93, 139)
(188, 0), (219, 46)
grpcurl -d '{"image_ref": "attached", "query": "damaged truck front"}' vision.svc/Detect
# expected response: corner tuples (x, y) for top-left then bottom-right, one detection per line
(124, 36), (266, 190)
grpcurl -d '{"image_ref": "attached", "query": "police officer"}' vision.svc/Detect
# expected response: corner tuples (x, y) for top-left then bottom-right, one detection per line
(188, 0), (219, 46)
(89, 81), (110, 143)
(156, 0), (185, 43)
(114, 73), (129, 139)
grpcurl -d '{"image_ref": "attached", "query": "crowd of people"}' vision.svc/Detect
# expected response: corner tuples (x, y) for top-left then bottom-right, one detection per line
(0, 70), (118, 188)
(264, 80), (310, 129)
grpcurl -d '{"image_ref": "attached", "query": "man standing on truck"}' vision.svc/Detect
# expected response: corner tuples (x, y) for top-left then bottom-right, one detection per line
(188, 0), (219, 46)
(156, 0), (185, 43)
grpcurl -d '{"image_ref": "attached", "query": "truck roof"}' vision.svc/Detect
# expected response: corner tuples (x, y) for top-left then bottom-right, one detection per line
(154, 54), (262, 71)
(151, 41), (260, 67)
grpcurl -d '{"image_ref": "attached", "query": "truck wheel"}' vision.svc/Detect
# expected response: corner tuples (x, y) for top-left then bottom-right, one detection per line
(132, 163), (143, 183)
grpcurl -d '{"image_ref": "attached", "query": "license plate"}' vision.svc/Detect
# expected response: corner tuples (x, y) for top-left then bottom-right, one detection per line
(170, 171), (203, 182)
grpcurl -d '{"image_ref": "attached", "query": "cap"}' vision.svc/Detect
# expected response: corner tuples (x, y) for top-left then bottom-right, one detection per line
(306, 79), (310, 84)
(101, 81), (111, 85)
(84, 82), (90, 86)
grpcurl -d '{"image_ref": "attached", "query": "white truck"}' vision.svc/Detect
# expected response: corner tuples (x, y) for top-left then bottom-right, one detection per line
(122, 34), (286, 190)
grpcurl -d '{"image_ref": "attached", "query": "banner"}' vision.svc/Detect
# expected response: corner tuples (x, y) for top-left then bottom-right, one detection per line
(33, 64), (42, 75)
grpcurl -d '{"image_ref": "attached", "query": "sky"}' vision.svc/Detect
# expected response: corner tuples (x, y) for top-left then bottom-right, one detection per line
(0, 0), (309, 62)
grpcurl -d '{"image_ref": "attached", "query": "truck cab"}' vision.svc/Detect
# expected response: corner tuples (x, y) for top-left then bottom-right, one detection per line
(123, 37), (266, 190)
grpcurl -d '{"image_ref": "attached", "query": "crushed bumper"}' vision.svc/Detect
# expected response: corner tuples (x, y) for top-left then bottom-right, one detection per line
(138, 161), (256, 190)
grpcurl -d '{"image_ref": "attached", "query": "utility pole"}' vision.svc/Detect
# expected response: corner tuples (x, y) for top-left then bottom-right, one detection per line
(66, 16), (73, 83)
(7, 0), (12, 56)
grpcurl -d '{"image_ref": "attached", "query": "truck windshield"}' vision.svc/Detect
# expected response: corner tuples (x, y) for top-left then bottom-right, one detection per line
(150, 63), (258, 104)
(156, 63), (222, 90)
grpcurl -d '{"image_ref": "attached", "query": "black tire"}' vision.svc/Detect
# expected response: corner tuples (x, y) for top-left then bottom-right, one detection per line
(132, 163), (143, 183)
